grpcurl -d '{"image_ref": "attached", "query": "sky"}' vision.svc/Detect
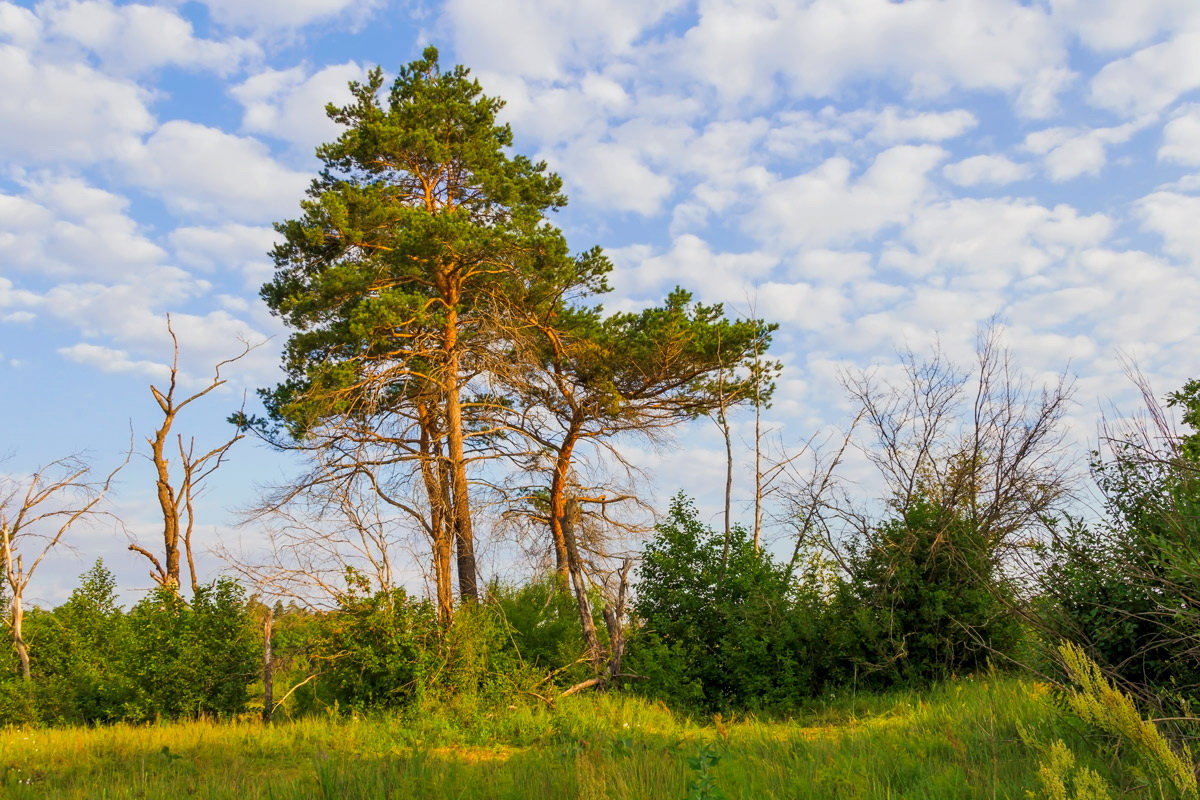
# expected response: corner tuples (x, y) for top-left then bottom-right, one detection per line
(2, 0), (1199, 604)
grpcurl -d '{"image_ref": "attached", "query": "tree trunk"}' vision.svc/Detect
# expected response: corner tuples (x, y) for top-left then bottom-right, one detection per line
(262, 606), (274, 723)
(443, 306), (478, 601)
(151, 420), (181, 590)
(418, 402), (455, 626)
(548, 425), (600, 666)
(11, 592), (29, 682)
(718, 404), (733, 564)
(753, 396), (763, 551)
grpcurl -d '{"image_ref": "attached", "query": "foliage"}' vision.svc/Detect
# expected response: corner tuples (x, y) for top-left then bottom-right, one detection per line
(24, 560), (131, 723)
(1056, 641), (1196, 799)
(631, 495), (828, 711)
(307, 583), (438, 711)
(1031, 740), (1114, 800)
(843, 496), (1022, 687)
(1038, 379), (1200, 703)
(123, 578), (258, 720)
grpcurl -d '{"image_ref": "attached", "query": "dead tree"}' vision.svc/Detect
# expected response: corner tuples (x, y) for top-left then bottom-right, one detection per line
(1, 455), (122, 680)
(129, 316), (255, 594)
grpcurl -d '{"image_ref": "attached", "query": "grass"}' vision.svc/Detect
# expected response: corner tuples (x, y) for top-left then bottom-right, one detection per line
(0, 676), (1072, 799)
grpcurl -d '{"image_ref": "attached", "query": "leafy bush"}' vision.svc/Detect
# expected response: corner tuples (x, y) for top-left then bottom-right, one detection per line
(1039, 381), (1200, 703)
(631, 495), (828, 712)
(122, 577), (258, 720)
(309, 584), (438, 711)
(842, 497), (1021, 687)
(24, 560), (133, 723)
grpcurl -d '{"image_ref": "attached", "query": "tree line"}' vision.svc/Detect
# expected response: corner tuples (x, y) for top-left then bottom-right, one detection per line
(2, 48), (1199, 727)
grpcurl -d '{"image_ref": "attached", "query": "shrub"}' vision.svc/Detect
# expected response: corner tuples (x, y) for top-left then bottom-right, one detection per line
(631, 494), (828, 712)
(841, 497), (1021, 687)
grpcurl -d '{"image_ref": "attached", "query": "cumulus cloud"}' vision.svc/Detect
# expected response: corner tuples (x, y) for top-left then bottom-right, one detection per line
(868, 107), (976, 143)
(0, 2), (41, 46)
(231, 61), (367, 150)
(1050, 0), (1200, 52)
(748, 145), (946, 249)
(0, 44), (153, 162)
(42, 0), (260, 76)
(169, 223), (279, 288)
(58, 342), (170, 380)
(1137, 190), (1200, 262)
(884, 197), (1112, 289)
(445, 0), (684, 80)
(0, 177), (165, 280)
(607, 234), (777, 301)
(200, 0), (378, 31)
(673, 0), (1066, 110)
(551, 139), (674, 216)
(1159, 105), (1200, 165)
(120, 121), (311, 222)
(943, 154), (1032, 187)
(1090, 32), (1200, 116)
(1023, 120), (1147, 181)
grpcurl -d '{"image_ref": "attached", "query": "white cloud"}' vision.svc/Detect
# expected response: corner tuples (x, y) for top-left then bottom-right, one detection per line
(120, 121), (311, 222)
(1159, 105), (1200, 165)
(231, 61), (367, 150)
(0, 177), (165, 279)
(0, 2), (41, 46)
(0, 44), (153, 162)
(200, 0), (377, 31)
(1050, 0), (1200, 52)
(58, 342), (170, 380)
(169, 223), (279, 288)
(868, 107), (976, 143)
(445, 0), (684, 80)
(674, 0), (1066, 111)
(1137, 190), (1200, 262)
(943, 154), (1032, 187)
(1015, 66), (1076, 119)
(885, 198), (1112, 289)
(608, 234), (777, 301)
(43, 1), (260, 75)
(552, 139), (673, 216)
(1023, 120), (1147, 181)
(755, 280), (848, 330)
(749, 145), (946, 249)
(1090, 32), (1200, 116)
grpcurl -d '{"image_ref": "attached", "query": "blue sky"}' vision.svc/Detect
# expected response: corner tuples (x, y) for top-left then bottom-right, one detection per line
(3, 0), (1199, 602)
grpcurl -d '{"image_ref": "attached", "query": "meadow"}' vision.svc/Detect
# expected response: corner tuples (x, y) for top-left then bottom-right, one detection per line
(0, 676), (1081, 800)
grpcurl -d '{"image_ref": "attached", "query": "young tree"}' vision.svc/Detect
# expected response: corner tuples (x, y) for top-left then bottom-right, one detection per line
(1, 456), (121, 680)
(258, 47), (609, 615)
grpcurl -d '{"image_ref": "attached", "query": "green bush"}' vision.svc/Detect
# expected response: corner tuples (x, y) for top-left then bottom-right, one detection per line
(842, 497), (1021, 687)
(631, 494), (829, 712)
(24, 561), (133, 723)
(122, 578), (258, 721)
(309, 584), (438, 711)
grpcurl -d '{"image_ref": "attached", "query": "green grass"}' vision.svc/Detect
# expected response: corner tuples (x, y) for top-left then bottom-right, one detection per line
(0, 676), (1068, 799)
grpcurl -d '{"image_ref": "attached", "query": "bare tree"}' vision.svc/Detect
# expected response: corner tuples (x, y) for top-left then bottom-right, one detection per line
(128, 317), (256, 594)
(1, 455), (122, 680)
(842, 327), (1075, 552)
(224, 458), (429, 610)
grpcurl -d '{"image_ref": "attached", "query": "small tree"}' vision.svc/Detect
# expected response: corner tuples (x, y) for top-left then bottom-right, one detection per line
(632, 495), (826, 710)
